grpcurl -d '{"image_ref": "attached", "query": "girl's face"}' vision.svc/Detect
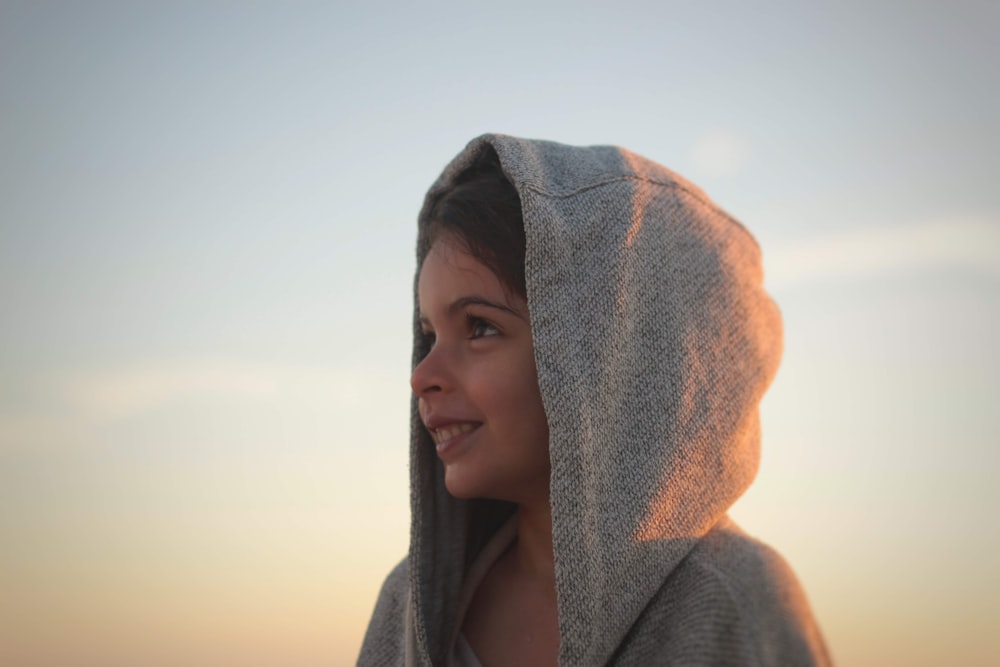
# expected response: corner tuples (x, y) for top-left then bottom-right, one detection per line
(412, 235), (550, 505)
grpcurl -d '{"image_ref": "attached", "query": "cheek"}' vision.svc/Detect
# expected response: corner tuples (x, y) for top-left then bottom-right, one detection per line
(488, 356), (549, 445)
(462, 341), (549, 451)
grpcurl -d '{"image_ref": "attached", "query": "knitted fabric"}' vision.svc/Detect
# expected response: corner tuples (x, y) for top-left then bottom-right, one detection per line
(358, 134), (831, 666)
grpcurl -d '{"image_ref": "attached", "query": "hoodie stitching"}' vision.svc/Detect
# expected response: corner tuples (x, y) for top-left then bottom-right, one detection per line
(520, 175), (761, 250)
(686, 556), (768, 667)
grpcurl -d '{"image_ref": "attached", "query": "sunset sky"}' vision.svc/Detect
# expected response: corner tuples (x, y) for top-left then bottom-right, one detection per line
(1, 2), (997, 665)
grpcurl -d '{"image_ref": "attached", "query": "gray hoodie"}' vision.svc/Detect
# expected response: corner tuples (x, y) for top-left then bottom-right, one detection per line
(358, 134), (831, 666)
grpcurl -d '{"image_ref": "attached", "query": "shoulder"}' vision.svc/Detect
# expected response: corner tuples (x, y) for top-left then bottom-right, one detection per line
(378, 556), (410, 597)
(617, 519), (831, 667)
(357, 557), (410, 666)
(685, 518), (812, 612)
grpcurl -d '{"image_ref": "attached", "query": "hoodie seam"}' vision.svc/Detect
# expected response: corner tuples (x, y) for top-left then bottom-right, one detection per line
(520, 176), (760, 249)
(685, 556), (767, 667)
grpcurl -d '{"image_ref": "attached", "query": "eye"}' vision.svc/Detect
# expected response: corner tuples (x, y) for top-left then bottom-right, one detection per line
(420, 328), (436, 349)
(467, 316), (500, 339)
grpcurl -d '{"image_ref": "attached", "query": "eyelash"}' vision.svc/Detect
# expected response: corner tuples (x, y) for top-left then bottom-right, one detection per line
(467, 315), (500, 339)
(420, 314), (500, 347)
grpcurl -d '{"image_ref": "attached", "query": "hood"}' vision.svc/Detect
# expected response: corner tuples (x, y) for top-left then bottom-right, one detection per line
(407, 134), (783, 665)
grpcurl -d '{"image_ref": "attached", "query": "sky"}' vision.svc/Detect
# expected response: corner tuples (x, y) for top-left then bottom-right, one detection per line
(1, 1), (998, 665)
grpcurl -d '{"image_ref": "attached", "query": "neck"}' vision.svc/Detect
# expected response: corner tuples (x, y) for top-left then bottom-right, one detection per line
(513, 499), (556, 581)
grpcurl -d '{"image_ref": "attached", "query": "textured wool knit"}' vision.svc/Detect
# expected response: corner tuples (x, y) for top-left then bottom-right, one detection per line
(358, 134), (831, 666)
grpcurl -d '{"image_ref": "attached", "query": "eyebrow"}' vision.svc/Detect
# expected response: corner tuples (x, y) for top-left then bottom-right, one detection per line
(419, 295), (524, 324)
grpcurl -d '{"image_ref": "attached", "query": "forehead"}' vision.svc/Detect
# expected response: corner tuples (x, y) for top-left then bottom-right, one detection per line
(418, 238), (507, 307)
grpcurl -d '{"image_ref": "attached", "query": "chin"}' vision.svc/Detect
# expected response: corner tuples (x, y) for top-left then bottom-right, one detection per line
(443, 462), (512, 501)
(444, 467), (541, 505)
(443, 467), (490, 500)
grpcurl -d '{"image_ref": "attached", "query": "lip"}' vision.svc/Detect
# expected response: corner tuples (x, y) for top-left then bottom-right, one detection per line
(422, 414), (483, 461)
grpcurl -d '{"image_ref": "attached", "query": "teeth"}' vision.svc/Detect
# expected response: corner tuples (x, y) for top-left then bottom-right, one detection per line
(432, 422), (476, 443)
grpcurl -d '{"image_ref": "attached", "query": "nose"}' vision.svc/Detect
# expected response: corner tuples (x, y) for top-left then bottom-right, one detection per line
(410, 344), (448, 397)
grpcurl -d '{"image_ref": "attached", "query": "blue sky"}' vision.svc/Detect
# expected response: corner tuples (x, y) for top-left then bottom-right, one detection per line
(1, 2), (997, 665)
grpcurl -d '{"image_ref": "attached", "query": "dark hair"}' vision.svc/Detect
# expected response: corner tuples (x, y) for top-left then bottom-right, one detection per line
(425, 147), (527, 300)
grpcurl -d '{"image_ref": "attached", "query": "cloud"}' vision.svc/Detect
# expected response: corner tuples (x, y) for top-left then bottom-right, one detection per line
(0, 360), (409, 453)
(691, 131), (750, 178)
(0, 413), (95, 452)
(764, 217), (1000, 289)
(57, 362), (277, 423)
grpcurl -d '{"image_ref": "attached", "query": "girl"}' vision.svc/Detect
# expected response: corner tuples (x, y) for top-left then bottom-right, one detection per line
(359, 135), (830, 666)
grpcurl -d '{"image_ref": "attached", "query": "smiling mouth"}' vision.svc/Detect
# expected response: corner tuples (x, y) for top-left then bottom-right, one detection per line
(429, 422), (479, 445)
